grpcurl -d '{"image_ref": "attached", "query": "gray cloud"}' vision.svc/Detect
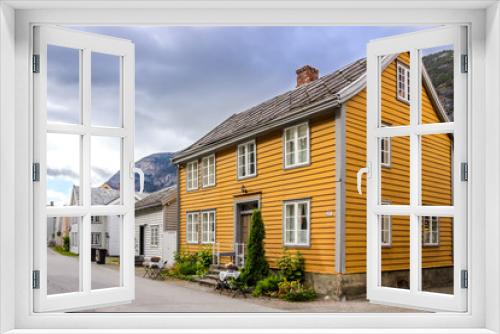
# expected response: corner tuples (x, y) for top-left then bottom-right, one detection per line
(47, 168), (79, 180)
(50, 26), (425, 160)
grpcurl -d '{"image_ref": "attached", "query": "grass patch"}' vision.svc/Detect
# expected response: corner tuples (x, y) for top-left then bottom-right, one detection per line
(51, 245), (78, 257)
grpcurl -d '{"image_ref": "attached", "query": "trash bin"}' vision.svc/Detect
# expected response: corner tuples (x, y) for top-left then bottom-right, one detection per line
(96, 249), (107, 265)
(91, 248), (97, 262)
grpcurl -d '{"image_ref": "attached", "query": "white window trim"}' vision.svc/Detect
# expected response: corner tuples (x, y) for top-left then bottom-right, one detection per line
(186, 212), (199, 244)
(422, 216), (440, 247)
(149, 224), (160, 248)
(380, 123), (391, 168)
(2, 4), (496, 334)
(380, 201), (392, 247)
(283, 199), (310, 247)
(283, 122), (310, 169)
(201, 154), (216, 187)
(186, 160), (198, 191)
(237, 139), (257, 180)
(396, 61), (410, 103)
(200, 210), (216, 244)
(91, 232), (101, 247)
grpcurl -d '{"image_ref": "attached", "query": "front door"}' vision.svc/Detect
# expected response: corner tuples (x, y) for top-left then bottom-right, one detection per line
(364, 26), (467, 312)
(236, 201), (259, 244)
(239, 212), (252, 244)
(139, 225), (145, 256)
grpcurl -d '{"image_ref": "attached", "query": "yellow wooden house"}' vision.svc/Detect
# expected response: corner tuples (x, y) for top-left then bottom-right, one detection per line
(172, 53), (452, 299)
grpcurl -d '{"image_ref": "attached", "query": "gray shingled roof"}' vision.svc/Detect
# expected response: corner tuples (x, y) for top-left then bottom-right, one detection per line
(135, 186), (177, 211)
(72, 185), (120, 206)
(173, 58), (367, 163)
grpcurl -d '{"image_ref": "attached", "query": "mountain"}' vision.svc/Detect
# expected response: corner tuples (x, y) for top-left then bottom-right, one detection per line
(106, 152), (177, 193)
(422, 50), (454, 119)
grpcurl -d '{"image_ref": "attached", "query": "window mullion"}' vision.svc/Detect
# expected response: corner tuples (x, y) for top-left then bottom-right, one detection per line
(81, 48), (92, 293)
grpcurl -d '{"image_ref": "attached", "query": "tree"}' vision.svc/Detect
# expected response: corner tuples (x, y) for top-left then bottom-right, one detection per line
(239, 209), (269, 286)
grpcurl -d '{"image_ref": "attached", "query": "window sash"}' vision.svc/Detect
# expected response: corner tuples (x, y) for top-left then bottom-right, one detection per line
(186, 161), (198, 190)
(150, 225), (159, 247)
(284, 123), (309, 168)
(202, 155), (215, 187)
(237, 140), (256, 178)
(186, 213), (199, 243)
(380, 215), (391, 246)
(422, 216), (439, 246)
(283, 200), (310, 246)
(397, 62), (410, 103)
(201, 211), (215, 244)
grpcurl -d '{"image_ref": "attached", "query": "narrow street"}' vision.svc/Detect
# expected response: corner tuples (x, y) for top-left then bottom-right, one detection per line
(47, 249), (413, 313)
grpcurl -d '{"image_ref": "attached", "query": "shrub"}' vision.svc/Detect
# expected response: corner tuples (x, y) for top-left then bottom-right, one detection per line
(63, 236), (70, 252)
(239, 209), (268, 286)
(277, 251), (305, 282)
(277, 279), (316, 302)
(195, 248), (213, 276)
(253, 275), (282, 297)
(171, 248), (213, 278)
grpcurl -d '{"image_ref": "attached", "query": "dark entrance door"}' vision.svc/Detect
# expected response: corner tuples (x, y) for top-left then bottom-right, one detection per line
(139, 225), (145, 256)
(236, 201), (259, 244)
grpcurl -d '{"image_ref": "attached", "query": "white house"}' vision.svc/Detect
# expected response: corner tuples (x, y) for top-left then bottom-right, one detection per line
(135, 186), (178, 267)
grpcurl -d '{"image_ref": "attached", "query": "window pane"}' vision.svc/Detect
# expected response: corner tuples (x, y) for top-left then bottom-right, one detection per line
(91, 215), (121, 290)
(47, 217), (81, 295)
(91, 137), (121, 205)
(91, 52), (121, 127)
(420, 45), (454, 123)
(379, 53), (410, 126)
(421, 134), (453, 206)
(421, 216), (452, 294)
(380, 215), (410, 290)
(380, 136), (409, 205)
(297, 124), (307, 138)
(47, 133), (81, 207)
(47, 45), (81, 124)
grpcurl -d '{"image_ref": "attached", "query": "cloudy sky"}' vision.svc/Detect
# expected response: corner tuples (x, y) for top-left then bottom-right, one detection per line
(46, 26), (425, 205)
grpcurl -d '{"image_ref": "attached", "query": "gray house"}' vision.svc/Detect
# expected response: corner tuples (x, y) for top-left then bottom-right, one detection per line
(135, 186), (178, 266)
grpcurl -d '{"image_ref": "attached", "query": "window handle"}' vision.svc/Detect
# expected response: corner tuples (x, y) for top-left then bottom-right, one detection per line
(356, 163), (371, 195)
(133, 166), (145, 194)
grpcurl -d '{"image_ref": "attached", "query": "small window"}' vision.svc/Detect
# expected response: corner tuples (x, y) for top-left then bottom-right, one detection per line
(283, 199), (310, 246)
(150, 225), (159, 247)
(186, 161), (198, 191)
(186, 212), (199, 244)
(380, 138), (391, 168)
(284, 123), (310, 168)
(237, 140), (256, 179)
(380, 217), (391, 247)
(91, 232), (101, 246)
(202, 155), (216, 187)
(91, 216), (101, 224)
(397, 61), (410, 103)
(422, 216), (439, 246)
(201, 210), (216, 244)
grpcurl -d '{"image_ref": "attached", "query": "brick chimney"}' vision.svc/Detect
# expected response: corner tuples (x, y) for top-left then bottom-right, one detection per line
(296, 65), (319, 87)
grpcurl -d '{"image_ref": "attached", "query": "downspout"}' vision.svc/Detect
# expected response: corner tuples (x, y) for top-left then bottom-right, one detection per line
(176, 164), (181, 254)
(335, 104), (347, 274)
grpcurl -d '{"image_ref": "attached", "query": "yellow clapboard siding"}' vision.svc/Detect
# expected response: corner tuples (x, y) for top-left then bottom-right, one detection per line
(344, 53), (454, 274)
(179, 114), (337, 274)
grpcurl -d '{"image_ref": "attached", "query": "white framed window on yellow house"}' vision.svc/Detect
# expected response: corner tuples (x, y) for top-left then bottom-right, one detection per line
(283, 199), (310, 246)
(284, 122), (309, 168)
(380, 123), (391, 168)
(186, 160), (198, 191)
(380, 201), (392, 247)
(201, 155), (215, 187)
(150, 225), (159, 248)
(201, 210), (216, 244)
(186, 212), (199, 244)
(422, 216), (439, 246)
(237, 140), (256, 179)
(396, 61), (410, 103)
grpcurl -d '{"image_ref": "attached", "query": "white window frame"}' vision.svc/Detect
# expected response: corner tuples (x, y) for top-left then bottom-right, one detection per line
(200, 210), (216, 244)
(283, 199), (310, 247)
(201, 155), (216, 187)
(186, 160), (198, 191)
(237, 140), (257, 179)
(90, 232), (101, 247)
(1, 3), (497, 334)
(186, 212), (199, 244)
(380, 123), (391, 168)
(422, 216), (439, 246)
(283, 122), (310, 169)
(380, 201), (392, 247)
(396, 61), (410, 103)
(149, 225), (159, 248)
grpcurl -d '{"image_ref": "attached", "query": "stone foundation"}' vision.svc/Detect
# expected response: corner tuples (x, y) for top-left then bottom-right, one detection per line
(305, 267), (453, 300)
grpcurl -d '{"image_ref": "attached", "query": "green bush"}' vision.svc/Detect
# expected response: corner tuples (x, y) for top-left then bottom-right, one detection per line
(239, 209), (269, 286)
(63, 236), (70, 252)
(171, 248), (213, 278)
(195, 248), (213, 276)
(277, 251), (305, 282)
(277, 279), (316, 302)
(253, 275), (282, 297)
(176, 261), (197, 276)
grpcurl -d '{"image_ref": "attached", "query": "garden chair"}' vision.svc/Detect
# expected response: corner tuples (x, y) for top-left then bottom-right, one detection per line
(144, 256), (166, 280)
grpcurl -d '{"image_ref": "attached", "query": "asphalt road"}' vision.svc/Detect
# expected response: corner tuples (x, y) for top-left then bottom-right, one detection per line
(47, 248), (413, 313)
